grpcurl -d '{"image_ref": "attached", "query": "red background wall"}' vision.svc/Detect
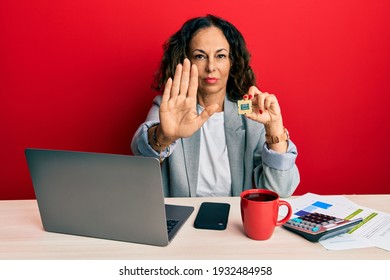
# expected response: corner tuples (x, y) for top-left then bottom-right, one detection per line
(1, 0), (389, 200)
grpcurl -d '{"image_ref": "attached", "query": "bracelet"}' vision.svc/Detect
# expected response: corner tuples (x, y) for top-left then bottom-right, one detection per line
(265, 127), (290, 144)
(150, 124), (171, 163)
(152, 124), (171, 148)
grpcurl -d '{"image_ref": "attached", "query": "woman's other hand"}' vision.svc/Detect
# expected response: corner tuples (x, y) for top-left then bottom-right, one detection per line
(245, 86), (283, 125)
(245, 86), (287, 153)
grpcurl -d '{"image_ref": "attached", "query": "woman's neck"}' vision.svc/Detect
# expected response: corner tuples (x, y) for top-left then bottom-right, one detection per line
(197, 92), (225, 112)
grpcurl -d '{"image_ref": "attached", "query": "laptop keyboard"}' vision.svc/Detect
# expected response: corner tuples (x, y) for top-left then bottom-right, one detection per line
(167, 219), (179, 234)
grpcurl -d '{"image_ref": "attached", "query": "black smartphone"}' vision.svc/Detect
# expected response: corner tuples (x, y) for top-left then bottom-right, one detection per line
(194, 202), (230, 230)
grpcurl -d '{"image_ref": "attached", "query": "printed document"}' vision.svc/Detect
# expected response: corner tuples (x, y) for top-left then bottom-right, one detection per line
(281, 193), (390, 251)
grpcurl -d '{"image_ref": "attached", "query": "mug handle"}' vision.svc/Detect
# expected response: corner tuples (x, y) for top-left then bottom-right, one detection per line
(276, 200), (292, 226)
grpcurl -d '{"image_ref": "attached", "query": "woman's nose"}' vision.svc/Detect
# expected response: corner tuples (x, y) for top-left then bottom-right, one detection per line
(206, 58), (216, 72)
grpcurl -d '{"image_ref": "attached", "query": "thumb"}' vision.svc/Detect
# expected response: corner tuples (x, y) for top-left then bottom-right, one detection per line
(245, 111), (265, 124)
(197, 103), (220, 127)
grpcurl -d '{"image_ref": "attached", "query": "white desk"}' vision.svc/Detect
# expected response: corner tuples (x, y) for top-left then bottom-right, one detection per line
(0, 195), (389, 260)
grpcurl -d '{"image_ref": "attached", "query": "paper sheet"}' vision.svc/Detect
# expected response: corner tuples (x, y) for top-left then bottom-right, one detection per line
(281, 193), (390, 251)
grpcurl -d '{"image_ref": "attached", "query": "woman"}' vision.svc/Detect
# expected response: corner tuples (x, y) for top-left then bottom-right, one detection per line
(131, 14), (299, 197)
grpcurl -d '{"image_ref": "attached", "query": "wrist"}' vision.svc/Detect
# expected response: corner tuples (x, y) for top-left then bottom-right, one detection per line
(149, 124), (173, 149)
(148, 124), (174, 163)
(264, 119), (284, 136)
(265, 127), (289, 145)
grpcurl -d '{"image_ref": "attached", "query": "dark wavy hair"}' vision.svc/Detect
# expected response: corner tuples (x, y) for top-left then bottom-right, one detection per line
(152, 14), (256, 101)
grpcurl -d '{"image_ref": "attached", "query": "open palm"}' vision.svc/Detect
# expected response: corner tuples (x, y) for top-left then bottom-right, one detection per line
(159, 59), (219, 140)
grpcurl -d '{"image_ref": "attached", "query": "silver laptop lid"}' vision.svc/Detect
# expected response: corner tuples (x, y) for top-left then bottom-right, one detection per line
(25, 148), (183, 246)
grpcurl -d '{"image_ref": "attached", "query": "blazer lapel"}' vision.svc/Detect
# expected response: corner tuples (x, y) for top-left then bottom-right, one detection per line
(182, 130), (201, 197)
(224, 99), (246, 196)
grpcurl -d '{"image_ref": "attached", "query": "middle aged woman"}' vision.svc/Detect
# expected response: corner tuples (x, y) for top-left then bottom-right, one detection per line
(131, 14), (300, 197)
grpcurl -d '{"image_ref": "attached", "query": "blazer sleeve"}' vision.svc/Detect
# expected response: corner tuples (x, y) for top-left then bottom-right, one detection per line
(254, 138), (300, 198)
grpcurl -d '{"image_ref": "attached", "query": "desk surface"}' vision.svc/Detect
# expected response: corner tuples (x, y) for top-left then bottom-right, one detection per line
(1, 195), (389, 260)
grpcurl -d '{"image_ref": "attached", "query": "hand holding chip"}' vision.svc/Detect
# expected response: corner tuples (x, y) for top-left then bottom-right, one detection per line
(239, 86), (283, 126)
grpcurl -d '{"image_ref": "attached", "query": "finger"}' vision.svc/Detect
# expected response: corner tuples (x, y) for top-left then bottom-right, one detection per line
(264, 94), (277, 110)
(179, 58), (191, 96)
(171, 63), (183, 97)
(161, 78), (173, 104)
(257, 92), (268, 114)
(188, 64), (198, 99)
(197, 103), (219, 127)
(246, 86), (262, 112)
(247, 86), (260, 100)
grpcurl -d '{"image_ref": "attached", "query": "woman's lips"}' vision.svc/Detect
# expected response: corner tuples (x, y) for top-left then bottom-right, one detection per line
(204, 77), (218, 84)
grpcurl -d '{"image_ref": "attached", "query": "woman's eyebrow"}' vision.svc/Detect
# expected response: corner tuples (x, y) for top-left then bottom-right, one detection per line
(192, 48), (229, 54)
(192, 49), (206, 54)
(216, 48), (229, 53)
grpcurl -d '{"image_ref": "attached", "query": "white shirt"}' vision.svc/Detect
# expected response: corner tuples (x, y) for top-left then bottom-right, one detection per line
(196, 107), (232, 197)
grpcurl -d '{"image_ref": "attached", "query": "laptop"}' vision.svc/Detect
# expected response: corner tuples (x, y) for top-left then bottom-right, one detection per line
(25, 148), (194, 246)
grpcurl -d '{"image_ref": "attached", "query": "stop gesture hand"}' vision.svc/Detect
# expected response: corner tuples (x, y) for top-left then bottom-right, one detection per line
(158, 58), (219, 143)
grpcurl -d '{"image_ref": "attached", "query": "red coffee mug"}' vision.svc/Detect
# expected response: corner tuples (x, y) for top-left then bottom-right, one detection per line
(240, 189), (292, 240)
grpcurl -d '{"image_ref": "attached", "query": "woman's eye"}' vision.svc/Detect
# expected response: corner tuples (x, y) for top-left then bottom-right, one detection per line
(194, 54), (205, 60)
(217, 54), (227, 59)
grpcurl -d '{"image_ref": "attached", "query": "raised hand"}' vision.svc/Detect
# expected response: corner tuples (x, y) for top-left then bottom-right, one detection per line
(158, 58), (219, 143)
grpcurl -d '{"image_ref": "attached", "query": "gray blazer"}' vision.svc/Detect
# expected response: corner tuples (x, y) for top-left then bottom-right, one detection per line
(131, 96), (300, 198)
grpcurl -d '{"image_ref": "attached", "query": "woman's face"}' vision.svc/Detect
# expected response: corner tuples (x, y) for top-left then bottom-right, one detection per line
(188, 26), (231, 97)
